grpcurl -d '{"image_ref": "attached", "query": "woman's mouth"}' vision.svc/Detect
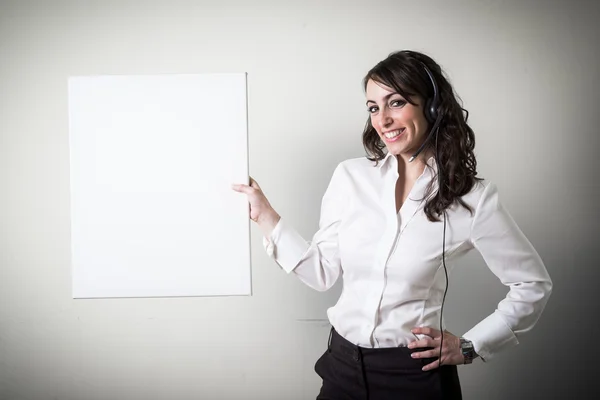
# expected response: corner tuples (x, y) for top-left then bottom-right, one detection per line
(383, 128), (405, 142)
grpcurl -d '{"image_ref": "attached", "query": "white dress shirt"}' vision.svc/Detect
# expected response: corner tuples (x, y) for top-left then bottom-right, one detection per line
(263, 153), (552, 361)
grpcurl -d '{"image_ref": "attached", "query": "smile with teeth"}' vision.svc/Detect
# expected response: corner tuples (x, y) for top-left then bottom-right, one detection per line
(383, 128), (405, 140)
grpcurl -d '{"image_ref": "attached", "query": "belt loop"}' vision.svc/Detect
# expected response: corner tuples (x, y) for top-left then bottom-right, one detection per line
(327, 326), (334, 353)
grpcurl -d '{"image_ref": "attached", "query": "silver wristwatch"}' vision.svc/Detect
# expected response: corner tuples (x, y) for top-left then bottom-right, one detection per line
(460, 338), (477, 364)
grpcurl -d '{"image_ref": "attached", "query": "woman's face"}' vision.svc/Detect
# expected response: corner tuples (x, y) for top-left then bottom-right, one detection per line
(365, 79), (430, 159)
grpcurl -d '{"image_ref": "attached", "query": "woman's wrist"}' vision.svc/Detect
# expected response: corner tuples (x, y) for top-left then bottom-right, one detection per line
(257, 210), (281, 238)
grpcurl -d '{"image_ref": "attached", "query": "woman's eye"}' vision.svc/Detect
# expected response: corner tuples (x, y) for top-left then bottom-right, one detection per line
(390, 99), (406, 107)
(368, 106), (378, 113)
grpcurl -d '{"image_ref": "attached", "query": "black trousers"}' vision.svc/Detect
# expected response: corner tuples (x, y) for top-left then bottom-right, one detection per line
(314, 328), (462, 400)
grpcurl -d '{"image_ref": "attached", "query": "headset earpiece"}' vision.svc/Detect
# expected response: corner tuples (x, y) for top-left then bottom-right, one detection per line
(424, 97), (438, 124)
(421, 63), (439, 124)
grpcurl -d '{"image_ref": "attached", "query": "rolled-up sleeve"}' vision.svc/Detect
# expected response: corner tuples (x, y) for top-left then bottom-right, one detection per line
(261, 164), (347, 291)
(463, 183), (553, 361)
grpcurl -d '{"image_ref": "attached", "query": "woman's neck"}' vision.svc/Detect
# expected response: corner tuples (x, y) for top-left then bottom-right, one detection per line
(395, 152), (431, 180)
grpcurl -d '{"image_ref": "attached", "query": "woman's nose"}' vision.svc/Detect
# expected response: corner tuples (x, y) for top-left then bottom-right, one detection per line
(378, 109), (393, 130)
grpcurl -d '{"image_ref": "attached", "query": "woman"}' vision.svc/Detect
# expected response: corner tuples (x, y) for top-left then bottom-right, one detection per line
(232, 50), (552, 400)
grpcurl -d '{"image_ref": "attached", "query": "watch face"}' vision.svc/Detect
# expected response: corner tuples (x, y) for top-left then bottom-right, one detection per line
(460, 339), (476, 363)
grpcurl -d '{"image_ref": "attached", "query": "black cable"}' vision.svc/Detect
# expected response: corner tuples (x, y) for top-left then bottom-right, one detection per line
(434, 123), (449, 369)
(439, 211), (448, 366)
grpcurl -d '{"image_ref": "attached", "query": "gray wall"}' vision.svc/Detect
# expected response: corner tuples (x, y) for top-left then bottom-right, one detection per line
(1, 0), (598, 399)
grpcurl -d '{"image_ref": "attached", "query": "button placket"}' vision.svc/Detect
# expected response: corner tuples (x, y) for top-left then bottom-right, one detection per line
(369, 173), (401, 347)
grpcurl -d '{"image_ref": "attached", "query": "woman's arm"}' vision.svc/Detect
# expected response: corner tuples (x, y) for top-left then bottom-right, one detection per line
(233, 163), (347, 291)
(462, 182), (553, 361)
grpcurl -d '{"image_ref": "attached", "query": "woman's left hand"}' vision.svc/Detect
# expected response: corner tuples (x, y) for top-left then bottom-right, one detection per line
(408, 327), (464, 371)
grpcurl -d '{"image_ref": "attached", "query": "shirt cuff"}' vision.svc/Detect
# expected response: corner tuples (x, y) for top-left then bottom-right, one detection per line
(262, 218), (311, 273)
(462, 311), (519, 362)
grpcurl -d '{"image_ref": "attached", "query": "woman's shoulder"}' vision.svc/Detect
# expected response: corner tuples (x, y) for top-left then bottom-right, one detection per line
(327, 157), (380, 185)
(461, 178), (501, 214)
(468, 178), (490, 195)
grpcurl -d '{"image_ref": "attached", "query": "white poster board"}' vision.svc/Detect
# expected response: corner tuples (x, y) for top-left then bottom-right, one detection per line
(68, 73), (251, 299)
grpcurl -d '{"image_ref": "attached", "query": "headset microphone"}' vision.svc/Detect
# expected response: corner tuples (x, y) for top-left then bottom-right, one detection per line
(408, 116), (442, 163)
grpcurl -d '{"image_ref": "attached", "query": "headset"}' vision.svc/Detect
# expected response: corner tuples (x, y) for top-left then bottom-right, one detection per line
(408, 61), (449, 368)
(409, 63), (442, 162)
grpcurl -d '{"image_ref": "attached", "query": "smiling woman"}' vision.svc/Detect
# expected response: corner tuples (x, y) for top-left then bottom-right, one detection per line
(232, 50), (552, 400)
(362, 50), (480, 221)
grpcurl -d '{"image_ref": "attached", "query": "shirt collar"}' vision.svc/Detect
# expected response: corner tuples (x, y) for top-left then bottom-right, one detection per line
(377, 152), (396, 170)
(377, 153), (437, 173)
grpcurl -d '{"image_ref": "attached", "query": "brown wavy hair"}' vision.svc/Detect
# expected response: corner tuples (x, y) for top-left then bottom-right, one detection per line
(362, 50), (482, 222)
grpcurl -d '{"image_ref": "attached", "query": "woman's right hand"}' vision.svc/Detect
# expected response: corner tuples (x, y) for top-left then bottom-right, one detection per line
(232, 177), (281, 237)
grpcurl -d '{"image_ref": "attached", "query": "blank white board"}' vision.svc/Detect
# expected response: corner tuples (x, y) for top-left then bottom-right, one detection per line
(68, 73), (251, 299)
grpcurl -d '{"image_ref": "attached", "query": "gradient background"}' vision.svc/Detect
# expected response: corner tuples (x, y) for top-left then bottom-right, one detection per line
(1, 0), (598, 399)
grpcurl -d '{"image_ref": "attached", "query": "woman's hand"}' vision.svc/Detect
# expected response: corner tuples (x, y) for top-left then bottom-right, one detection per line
(232, 177), (280, 237)
(408, 327), (464, 371)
